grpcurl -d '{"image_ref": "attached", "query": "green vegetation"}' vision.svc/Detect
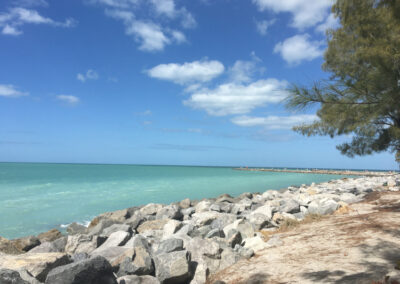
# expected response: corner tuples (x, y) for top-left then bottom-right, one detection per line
(286, 0), (400, 166)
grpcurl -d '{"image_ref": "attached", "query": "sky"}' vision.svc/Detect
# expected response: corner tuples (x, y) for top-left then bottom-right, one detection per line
(0, 0), (397, 170)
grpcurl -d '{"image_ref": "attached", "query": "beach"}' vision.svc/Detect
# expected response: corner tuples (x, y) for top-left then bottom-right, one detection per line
(1, 172), (399, 283)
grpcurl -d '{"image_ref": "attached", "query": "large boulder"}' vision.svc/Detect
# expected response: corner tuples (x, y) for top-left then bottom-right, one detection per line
(153, 250), (191, 284)
(156, 238), (183, 254)
(139, 204), (163, 216)
(194, 201), (212, 213)
(117, 275), (160, 284)
(102, 224), (132, 237)
(0, 237), (22, 255)
(179, 198), (191, 209)
(242, 236), (269, 252)
(0, 252), (71, 282)
(137, 220), (170, 234)
(117, 247), (154, 277)
(223, 219), (255, 239)
(0, 269), (29, 284)
(156, 205), (182, 220)
(11, 236), (41, 252)
(67, 222), (88, 235)
(29, 240), (65, 253)
(162, 220), (183, 238)
(252, 204), (273, 220)
(65, 234), (102, 255)
(91, 246), (135, 269)
(278, 199), (300, 214)
(37, 229), (62, 243)
(88, 218), (117, 236)
(308, 199), (339, 215)
(185, 238), (222, 261)
(93, 231), (131, 253)
(45, 256), (117, 284)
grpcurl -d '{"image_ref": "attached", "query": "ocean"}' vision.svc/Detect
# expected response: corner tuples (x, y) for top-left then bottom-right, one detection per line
(0, 162), (351, 239)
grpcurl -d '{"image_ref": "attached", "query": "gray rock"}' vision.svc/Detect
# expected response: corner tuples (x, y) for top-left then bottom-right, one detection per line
(209, 204), (221, 212)
(185, 238), (222, 261)
(238, 192), (253, 200)
(91, 246), (135, 269)
(205, 229), (225, 238)
(125, 214), (146, 231)
(156, 205), (183, 220)
(124, 235), (151, 252)
(137, 220), (169, 234)
(29, 241), (62, 253)
(181, 207), (195, 216)
(163, 220), (183, 238)
(219, 248), (241, 270)
(118, 275), (160, 284)
(66, 222), (88, 235)
(139, 203), (163, 216)
(45, 256), (117, 284)
(194, 201), (212, 213)
(195, 225), (212, 238)
(216, 194), (235, 203)
(88, 219), (117, 236)
(117, 247), (154, 277)
(279, 199), (300, 214)
(157, 238), (184, 254)
(0, 269), (29, 284)
(223, 219), (255, 239)
(102, 224), (132, 237)
(95, 231), (131, 252)
(209, 214), (237, 230)
(37, 229), (63, 243)
(247, 213), (271, 230)
(72, 252), (89, 262)
(234, 245), (254, 259)
(308, 199), (339, 215)
(218, 202), (233, 213)
(65, 234), (100, 255)
(154, 250), (191, 284)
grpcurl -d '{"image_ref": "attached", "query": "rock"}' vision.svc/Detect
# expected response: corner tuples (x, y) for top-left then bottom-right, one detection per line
(205, 229), (225, 238)
(0, 252), (71, 282)
(242, 236), (268, 252)
(117, 275), (160, 284)
(234, 245), (254, 259)
(247, 213), (271, 230)
(191, 212), (221, 226)
(209, 204), (221, 212)
(125, 213), (146, 231)
(179, 198), (191, 209)
(37, 229), (62, 243)
(124, 235), (151, 251)
(140, 203), (163, 216)
(163, 220), (183, 238)
(218, 202), (233, 213)
(209, 214), (237, 230)
(230, 204), (246, 215)
(223, 219), (255, 239)
(279, 199), (300, 214)
(219, 248), (241, 270)
(195, 200), (212, 213)
(117, 247), (154, 276)
(194, 225), (212, 238)
(384, 270), (400, 284)
(72, 252), (89, 262)
(252, 204), (273, 220)
(0, 237), (22, 255)
(181, 207), (195, 216)
(11, 236), (41, 252)
(137, 219), (169, 234)
(340, 192), (360, 204)
(88, 218), (117, 236)
(102, 224), (132, 237)
(0, 269), (29, 284)
(154, 250), (191, 284)
(216, 194), (235, 203)
(45, 256), (117, 284)
(238, 192), (253, 200)
(156, 205), (183, 220)
(91, 246), (135, 268)
(65, 234), (101, 255)
(262, 190), (280, 200)
(96, 231), (131, 252)
(108, 209), (131, 223)
(308, 199), (339, 215)
(29, 241), (62, 253)
(67, 222), (88, 235)
(226, 231), (242, 248)
(185, 238), (222, 261)
(157, 238), (184, 254)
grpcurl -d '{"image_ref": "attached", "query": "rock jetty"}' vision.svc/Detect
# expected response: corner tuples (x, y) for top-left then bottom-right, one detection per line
(0, 174), (399, 284)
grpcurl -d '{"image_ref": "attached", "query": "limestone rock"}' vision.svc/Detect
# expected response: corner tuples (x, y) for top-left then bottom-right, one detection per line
(242, 236), (268, 252)
(65, 234), (101, 255)
(0, 237), (22, 255)
(156, 205), (182, 220)
(66, 222), (88, 235)
(179, 198), (191, 209)
(117, 275), (160, 284)
(140, 203), (163, 216)
(0, 252), (71, 282)
(157, 238), (184, 254)
(223, 219), (255, 239)
(94, 231), (131, 253)
(163, 220), (183, 238)
(137, 219), (169, 234)
(117, 247), (154, 277)
(37, 229), (62, 243)
(195, 200), (212, 213)
(0, 269), (29, 284)
(102, 224), (132, 237)
(91, 246), (135, 268)
(11, 236), (41, 252)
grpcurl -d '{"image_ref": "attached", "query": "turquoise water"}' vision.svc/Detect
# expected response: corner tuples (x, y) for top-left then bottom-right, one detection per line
(0, 163), (350, 239)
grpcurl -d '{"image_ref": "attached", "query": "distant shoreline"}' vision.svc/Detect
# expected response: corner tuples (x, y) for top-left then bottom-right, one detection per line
(234, 167), (397, 176)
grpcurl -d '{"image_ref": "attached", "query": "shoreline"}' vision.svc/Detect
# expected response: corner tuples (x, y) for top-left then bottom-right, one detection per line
(1, 174), (399, 283)
(234, 167), (397, 176)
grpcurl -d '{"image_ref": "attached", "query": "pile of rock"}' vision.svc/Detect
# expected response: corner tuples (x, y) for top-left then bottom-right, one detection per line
(1, 174), (399, 284)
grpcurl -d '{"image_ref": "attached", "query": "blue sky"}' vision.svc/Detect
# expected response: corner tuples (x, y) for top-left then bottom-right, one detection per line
(0, 0), (397, 170)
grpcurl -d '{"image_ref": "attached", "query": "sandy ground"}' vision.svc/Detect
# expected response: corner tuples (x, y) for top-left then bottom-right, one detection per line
(209, 191), (400, 284)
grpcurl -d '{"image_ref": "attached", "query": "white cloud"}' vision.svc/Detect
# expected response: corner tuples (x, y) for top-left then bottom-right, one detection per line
(92, 0), (195, 52)
(231, 114), (317, 129)
(147, 60), (225, 85)
(77, 69), (99, 82)
(56, 95), (80, 104)
(274, 34), (324, 65)
(0, 7), (77, 36)
(316, 13), (339, 34)
(183, 79), (289, 116)
(14, 0), (49, 7)
(255, 19), (275, 36)
(0, 84), (28, 97)
(229, 60), (257, 83)
(252, 0), (332, 29)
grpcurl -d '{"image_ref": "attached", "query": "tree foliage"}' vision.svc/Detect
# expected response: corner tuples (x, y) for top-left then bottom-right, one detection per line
(286, 0), (400, 165)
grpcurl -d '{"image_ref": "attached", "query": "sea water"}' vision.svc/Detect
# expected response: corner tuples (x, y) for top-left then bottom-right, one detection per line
(0, 162), (350, 239)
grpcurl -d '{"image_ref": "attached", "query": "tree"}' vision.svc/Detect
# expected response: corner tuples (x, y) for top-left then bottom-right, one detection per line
(285, 0), (400, 167)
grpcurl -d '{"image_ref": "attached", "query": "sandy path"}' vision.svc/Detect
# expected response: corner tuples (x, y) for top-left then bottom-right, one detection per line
(209, 191), (400, 284)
